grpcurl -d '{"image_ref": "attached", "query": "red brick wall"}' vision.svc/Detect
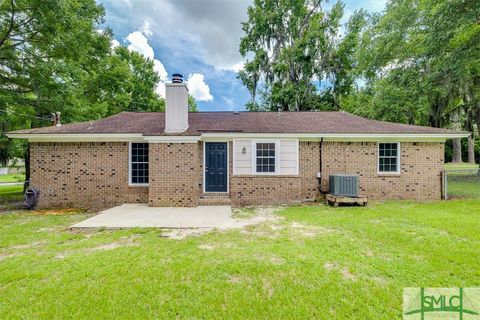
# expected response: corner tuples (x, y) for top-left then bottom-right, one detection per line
(30, 142), (147, 209)
(230, 175), (302, 205)
(148, 143), (199, 207)
(321, 142), (444, 200)
(30, 140), (444, 209)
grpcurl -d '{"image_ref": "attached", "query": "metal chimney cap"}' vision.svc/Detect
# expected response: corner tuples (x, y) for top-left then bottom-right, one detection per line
(172, 73), (184, 83)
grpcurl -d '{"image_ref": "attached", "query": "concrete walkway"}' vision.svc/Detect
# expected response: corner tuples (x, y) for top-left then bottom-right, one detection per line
(71, 204), (234, 229)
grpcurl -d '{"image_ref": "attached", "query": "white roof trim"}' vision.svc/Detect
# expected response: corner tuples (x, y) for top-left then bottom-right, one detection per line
(143, 136), (199, 143)
(6, 133), (145, 142)
(200, 132), (469, 141)
(7, 131), (469, 142)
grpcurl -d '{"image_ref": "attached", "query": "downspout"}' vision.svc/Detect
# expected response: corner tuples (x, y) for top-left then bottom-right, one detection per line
(318, 138), (327, 194)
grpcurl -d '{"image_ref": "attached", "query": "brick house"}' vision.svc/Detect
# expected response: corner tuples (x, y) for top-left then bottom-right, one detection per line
(8, 81), (468, 209)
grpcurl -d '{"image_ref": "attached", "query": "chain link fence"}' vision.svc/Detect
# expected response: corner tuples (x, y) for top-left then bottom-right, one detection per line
(443, 169), (480, 199)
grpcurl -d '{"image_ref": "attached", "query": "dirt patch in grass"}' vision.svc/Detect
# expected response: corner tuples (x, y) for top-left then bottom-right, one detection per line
(55, 236), (140, 259)
(254, 253), (286, 265)
(227, 274), (251, 284)
(262, 279), (275, 298)
(162, 228), (214, 240)
(87, 242), (138, 252)
(288, 221), (336, 237)
(11, 240), (47, 250)
(241, 219), (335, 240)
(198, 244), (215, 251)
(324, 262), (357, 281)
(30, 208), (83, 216)
(162, 207), (284, 240)
(0, 253), (18, 262)
(36, 227), (57, 233)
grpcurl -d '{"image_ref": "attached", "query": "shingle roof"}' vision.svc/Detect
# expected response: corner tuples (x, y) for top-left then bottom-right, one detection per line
(9, 111), (463, 136)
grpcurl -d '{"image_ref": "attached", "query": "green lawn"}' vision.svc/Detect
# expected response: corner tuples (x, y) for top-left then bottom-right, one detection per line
(0, 173), (25, 206)
(0, 173), (25, 183)
(443, 163), (480, 199)
(444, 162), (479, 171)
(1, 201), (479, 319)
(447, 180), (480, 198)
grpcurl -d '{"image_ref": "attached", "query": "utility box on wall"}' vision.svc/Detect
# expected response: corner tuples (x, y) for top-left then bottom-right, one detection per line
(329, 174), (359, 197)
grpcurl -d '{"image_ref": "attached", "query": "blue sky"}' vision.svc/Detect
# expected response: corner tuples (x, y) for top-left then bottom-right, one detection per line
(99, 0), (386, 111)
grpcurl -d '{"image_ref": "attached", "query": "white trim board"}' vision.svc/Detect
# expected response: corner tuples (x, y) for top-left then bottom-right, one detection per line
(251, 140), (281, 175)
(7, 133), (145, 142)
(377, 142), (401, 175)
(128, 142), (149, 187)
(7, 132), (469, 142)
(201, 132), (469, 141)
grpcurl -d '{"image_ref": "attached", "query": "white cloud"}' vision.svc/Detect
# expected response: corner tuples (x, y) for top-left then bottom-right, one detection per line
(111, 39), (120, 49)
(187, 73), (213, 102)
(125, 31), (154, 59)
(153, 59), (168, 81)
(142, 20), (153, 38)
(222, 96), (234, 107)
(155, 82), (166, 98)
(101, 0), (250, 73)
(125, 29), (169, 98)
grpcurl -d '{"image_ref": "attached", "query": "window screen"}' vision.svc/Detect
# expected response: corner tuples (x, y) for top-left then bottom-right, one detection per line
(378, 143), (399, 173)
(256, 143), (276, 173)
(130, 143), (149, 184)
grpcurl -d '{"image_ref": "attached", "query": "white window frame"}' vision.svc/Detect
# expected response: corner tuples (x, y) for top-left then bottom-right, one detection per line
(129, 142), (149, 186)
(251, 140), (280, 175)
(377, 142), (401, 175)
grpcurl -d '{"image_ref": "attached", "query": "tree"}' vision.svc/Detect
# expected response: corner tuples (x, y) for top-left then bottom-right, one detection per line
(239, 0), (345, 111)
(0, 0), (166, 174)
(188, 95), (198, 112)
(349, 0), (479, 163)
(321, 9), (367, 110)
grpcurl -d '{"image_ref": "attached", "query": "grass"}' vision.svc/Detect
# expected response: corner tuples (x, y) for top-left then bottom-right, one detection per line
(0, 173), (25, 183)
(0, 200), (479, 319)
(444, 162), (479, 171)
(0, 174), (25, 207)
(443, 163), (480, 199)
(447, 181), (480, 198)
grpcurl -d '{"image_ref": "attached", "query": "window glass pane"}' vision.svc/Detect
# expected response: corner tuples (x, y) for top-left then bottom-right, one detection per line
(379, 143), (398, 173)
(255, 142), (276, 173)
(131, 143), (149, 184)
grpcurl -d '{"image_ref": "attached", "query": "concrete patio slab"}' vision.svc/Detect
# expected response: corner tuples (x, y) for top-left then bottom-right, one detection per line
(71, 204), (236, 229)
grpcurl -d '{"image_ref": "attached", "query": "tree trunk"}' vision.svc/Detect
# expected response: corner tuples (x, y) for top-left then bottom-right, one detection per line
(452, 138), (462, 163)
(467, 134), (475, 164)
(463, 109), (476, 164)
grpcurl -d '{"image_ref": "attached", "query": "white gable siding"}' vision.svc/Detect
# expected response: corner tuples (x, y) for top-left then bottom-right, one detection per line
(233, 139), (298, 175)
(279, 140), (298, 175)
(233, 140), (252, 175)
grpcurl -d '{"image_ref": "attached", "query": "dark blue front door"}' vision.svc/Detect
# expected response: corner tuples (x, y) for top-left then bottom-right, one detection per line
(205, 142), (227, 192)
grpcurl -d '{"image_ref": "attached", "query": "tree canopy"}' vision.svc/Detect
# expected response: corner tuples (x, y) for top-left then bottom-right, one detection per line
(240, 0), (479, 162)
(0, 0), (173, 165)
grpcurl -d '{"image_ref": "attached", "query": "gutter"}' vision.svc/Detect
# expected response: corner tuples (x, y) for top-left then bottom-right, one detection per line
(6, 132), (470, 142)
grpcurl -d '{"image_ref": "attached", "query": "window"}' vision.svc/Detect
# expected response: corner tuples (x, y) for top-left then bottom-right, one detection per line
(255, 142), (276, 173)
(130, 143), (149, 185)
(378, 143), (400, 174)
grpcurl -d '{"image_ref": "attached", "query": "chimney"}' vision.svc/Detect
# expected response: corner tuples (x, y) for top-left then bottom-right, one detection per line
(51, 112), (61, 127)
(165, 74), (189, 134)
